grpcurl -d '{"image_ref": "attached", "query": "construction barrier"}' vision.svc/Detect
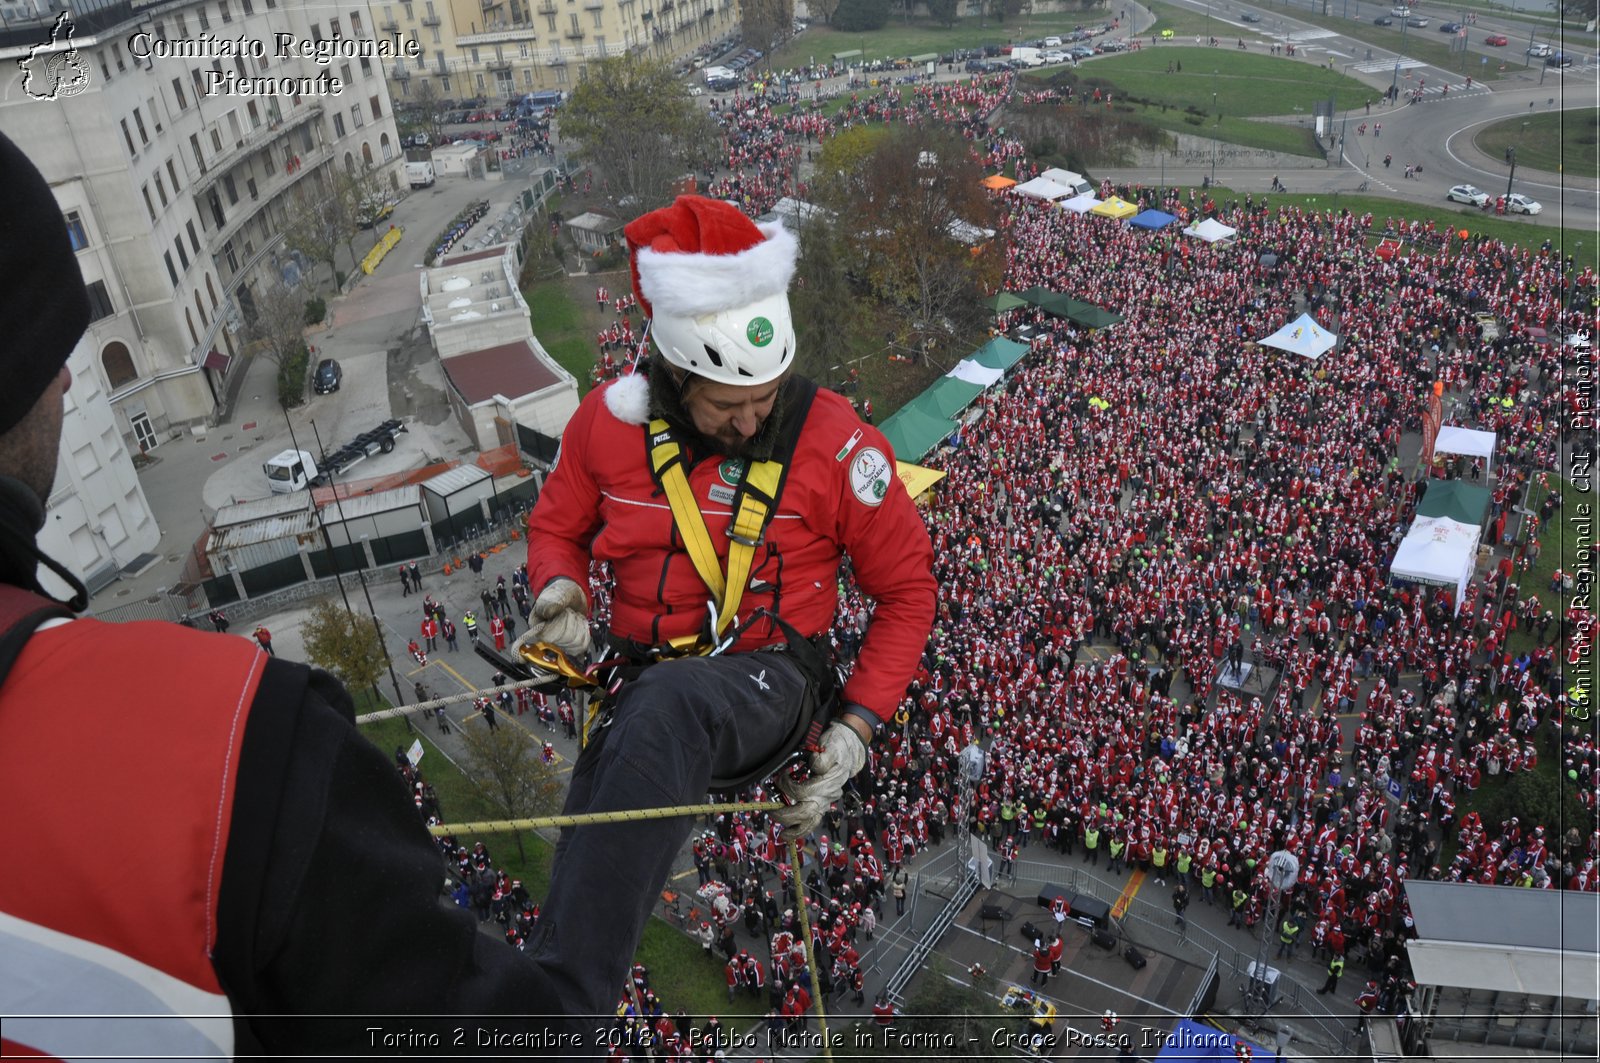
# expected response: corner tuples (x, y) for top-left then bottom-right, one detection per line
(361, 225), (403, 275)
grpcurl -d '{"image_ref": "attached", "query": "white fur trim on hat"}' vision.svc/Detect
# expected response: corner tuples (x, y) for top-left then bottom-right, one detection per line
(602, 372), (650, 426)
(635, 221), (798, 319)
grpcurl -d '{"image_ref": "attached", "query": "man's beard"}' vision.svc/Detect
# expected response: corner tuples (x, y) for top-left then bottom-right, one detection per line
(645, 357), (789, 461)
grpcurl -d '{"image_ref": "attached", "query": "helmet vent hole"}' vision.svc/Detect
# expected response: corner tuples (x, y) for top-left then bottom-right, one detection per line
(703, 344), (725, 368)
(737, 366), (753, 377)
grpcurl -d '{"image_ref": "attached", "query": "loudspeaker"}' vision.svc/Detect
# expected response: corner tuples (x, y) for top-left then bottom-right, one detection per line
(1037, 885), (1073, 909)
(1021, 920), (1043, 941)
(1124, 946), (1147, 970)
(981, 903), (1010, 921)
(1091, 929), (1118, 950)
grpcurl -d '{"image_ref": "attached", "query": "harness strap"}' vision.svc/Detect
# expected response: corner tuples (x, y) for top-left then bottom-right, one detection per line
(0, 584), (73, 688)
(645, 378), (818, 650)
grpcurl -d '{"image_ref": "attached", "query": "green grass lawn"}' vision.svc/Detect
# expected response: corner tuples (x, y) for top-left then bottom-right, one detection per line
(525, 277), (599, 396)
(1080, 46), (1378, 116)
(1475, 108), (1599, 178)
(1505, 474), (1577, 660)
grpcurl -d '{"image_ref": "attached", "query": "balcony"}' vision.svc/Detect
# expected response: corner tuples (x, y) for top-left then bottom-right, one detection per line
(564, 26), (584, 38)
(193, 103), (323, 198)
(421, 14), (441, 26)
(537, 1), (556, 12)
(486, 57), (512, 71)
(380, 18), (398, 32)
(584, 0), (603, 7)
(459, 23), (541, 45)
(205, 143), (329, 254)
(391, 61), (411, 79)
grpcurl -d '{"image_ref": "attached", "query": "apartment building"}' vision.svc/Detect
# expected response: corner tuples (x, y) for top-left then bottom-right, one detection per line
(380, 0), (738, 101)
(0, 0), (403, 589)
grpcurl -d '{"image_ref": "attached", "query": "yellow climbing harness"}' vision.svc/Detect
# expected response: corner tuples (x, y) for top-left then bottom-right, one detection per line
(646, 416), (787, 647)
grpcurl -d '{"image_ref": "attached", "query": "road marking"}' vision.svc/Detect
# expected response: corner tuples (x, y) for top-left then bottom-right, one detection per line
(434, 658), (479, 691)
(1111, 869), (1146, 920)
(1354, 58), (1424, 73)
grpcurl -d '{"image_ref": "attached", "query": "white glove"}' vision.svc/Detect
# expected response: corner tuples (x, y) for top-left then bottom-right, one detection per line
(774, 720), (868, 842)
(511, 577), (592, 661)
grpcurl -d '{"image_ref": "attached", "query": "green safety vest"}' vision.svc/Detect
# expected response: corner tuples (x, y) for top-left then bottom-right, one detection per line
(1200, 868), (1216, 888)
(1329, 957), (1345, 977)
(1176, 853), (1192, 874)
(1084, 828), (1100, 850)
(1280, 922), (1301, 945)
(1109, 838), (1125, 857)
(1152, 847), (1168, 868)
(1001, 802), (1016, 822)
(1034, 807), (1048, 829)
(1231, 889), (1248, 910)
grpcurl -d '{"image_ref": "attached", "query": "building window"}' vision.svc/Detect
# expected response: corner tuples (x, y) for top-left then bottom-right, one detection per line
(163, 252), (179, 288)
(154, 173), (167, 207)
(154, 19), (166, 42)
(223, 174), (238, 205)
(220, 1), (232, 22)
(101, 342), (137, 389)
(167, 158), (182, 193)
(175, 236), (189, 271)
(592, 9), (602, 27)
(404, 2), (413, 18)
(341, 62), (354, 85)
(311, 22), (323, 43)
(360, 56), (371, 76)
(352, 103), (364, 128)
(172, 76), (188, 110)
(198, 6), (210, 30)
(330, 16), (341, 37)
(64, 211), (88, 251)
(85, 281), (115, 322)
(430, 26), (440, 43)
(141, 186), (156, 221)
(112, 42), (126, 72)
(190, 133), (206, 174)
(333, 113), (346, 136)
(188, 220), (201, 254)
(243, 0), (254, 13)
(133, 108), (149, 145)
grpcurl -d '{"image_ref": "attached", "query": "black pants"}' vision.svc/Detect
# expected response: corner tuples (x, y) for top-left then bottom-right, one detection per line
(530, 651), (813, 1024)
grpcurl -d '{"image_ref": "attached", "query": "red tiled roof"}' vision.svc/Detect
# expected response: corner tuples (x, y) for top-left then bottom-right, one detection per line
(442, 339), (562, 403)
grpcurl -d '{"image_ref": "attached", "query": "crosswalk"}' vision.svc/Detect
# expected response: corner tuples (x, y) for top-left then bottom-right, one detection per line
(1354, 57), (1425, 74)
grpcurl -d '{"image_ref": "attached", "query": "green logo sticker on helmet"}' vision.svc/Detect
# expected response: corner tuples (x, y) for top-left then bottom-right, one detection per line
(746, 316), (775, 347)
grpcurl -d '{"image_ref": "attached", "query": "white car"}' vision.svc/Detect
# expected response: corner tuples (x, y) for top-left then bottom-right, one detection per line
(1042, 50), (1071, 64)
(1042, 36), (1063, 47)
(1504, 193), (1542, 215)
(1390, 5), (1411, 15)
(1447, 184), (1488, 207)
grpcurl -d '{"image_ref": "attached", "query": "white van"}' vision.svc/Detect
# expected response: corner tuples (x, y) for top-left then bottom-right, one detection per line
(404, 161), (435, 188)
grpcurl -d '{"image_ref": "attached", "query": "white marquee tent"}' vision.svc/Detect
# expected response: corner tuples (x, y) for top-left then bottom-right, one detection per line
(1013, 176), (1076, 202)
(1059, 192), (1102, 214)
(1391, 515), (1481, 611)
(1434, 425), (1498, 474)
(1182, 217), (1238, 244)
(1259, 313), (1339, 360)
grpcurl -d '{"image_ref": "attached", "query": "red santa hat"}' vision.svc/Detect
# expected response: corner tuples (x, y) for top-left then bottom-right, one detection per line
(624, 195), (798, 322)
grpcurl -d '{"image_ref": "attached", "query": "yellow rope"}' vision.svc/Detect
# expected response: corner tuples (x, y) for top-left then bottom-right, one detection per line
(428, 801), (783, 835)
(788, 837), (834, 1062)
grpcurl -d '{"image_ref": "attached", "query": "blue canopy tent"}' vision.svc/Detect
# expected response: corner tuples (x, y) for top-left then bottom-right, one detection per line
(1129, 208), (1178, 230)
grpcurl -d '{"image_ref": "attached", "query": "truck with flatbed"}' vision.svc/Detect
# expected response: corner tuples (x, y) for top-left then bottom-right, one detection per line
(263, 419), (408, 492)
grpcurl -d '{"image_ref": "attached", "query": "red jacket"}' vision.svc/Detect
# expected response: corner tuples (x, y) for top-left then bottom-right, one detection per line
(527, 377), (936, 717)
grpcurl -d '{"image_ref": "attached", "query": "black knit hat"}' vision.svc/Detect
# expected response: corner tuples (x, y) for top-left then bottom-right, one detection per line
(0, 130), (90, 435)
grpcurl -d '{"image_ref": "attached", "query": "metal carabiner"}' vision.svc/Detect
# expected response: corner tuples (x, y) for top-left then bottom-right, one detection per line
(516, 641), (599, 688)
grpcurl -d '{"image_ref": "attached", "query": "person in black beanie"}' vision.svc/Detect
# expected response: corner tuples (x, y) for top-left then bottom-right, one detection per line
(0, 132), (580, 1058)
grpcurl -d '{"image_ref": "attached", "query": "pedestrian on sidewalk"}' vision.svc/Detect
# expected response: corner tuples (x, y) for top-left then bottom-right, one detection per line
(442, 616), (459, 651)
(399, 565), (412, 596)
(252, 626), (274, 656)
(1171, 882), (1189, 928)
(1318, 953), (1345, 995)
(409, 561), (423, 590)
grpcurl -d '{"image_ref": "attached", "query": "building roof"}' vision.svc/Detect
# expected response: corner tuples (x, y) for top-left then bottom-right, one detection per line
(441, 339), (562, 404)
(214, 492), (314, 528)
(1403, 880), (1600, 998)
(566, 211), (623, 233)
(422, 463), (491, 496)
(318, 485), (422, 522)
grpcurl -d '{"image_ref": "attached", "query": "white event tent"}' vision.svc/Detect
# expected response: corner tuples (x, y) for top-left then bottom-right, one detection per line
(1059, 192), (1102, 214)
(1259, 313), (1338, 360)
(1434, 426), (1498, 474)
(1390, 515), (1481, 611)
(1013, 176), (1076, 202)
(1182, 217), (1238, 244)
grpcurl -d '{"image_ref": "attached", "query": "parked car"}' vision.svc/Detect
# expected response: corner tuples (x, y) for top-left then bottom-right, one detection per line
(1504, 193), (1542, 215)
(1407, 16), (1429, 27)
(1483, 34), (1508, 46)
(1447, 184), (1488, 207)
(1042, 50), (1071, 64)
(1373, 16), (1394, 25)
(1526, 43), (1552, 57)
(1042, 35), (1063, 46)
(1439, 22), (1462, 33)
(1240, 11), (1262, 21)
(312, 359), (343, 395)
(1389, 5), (1410, 15)
(1546, 52), (1574, 67)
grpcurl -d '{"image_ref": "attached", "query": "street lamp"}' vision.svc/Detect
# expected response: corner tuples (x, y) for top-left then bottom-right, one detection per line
(1504, 145), (1517, 199)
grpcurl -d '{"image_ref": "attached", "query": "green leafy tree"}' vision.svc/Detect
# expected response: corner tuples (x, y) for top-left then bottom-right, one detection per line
(244, 281), (313, 407)
(814, 125), (1001, 371)
(458, 723), (564, 862)
(833, 0), (891, 32)
(810, 0), (842, 25)
(1481, 768), (1594, 840)
(300, 600), (388, 700)
(741, 0), (794, 61)
(926, 0), (961, 28)
(283, 174), (349, 289)
(558, 55), (719, 213)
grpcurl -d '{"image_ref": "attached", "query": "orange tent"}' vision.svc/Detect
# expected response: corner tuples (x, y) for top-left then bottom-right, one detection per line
(980, 174), (1017, 190)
